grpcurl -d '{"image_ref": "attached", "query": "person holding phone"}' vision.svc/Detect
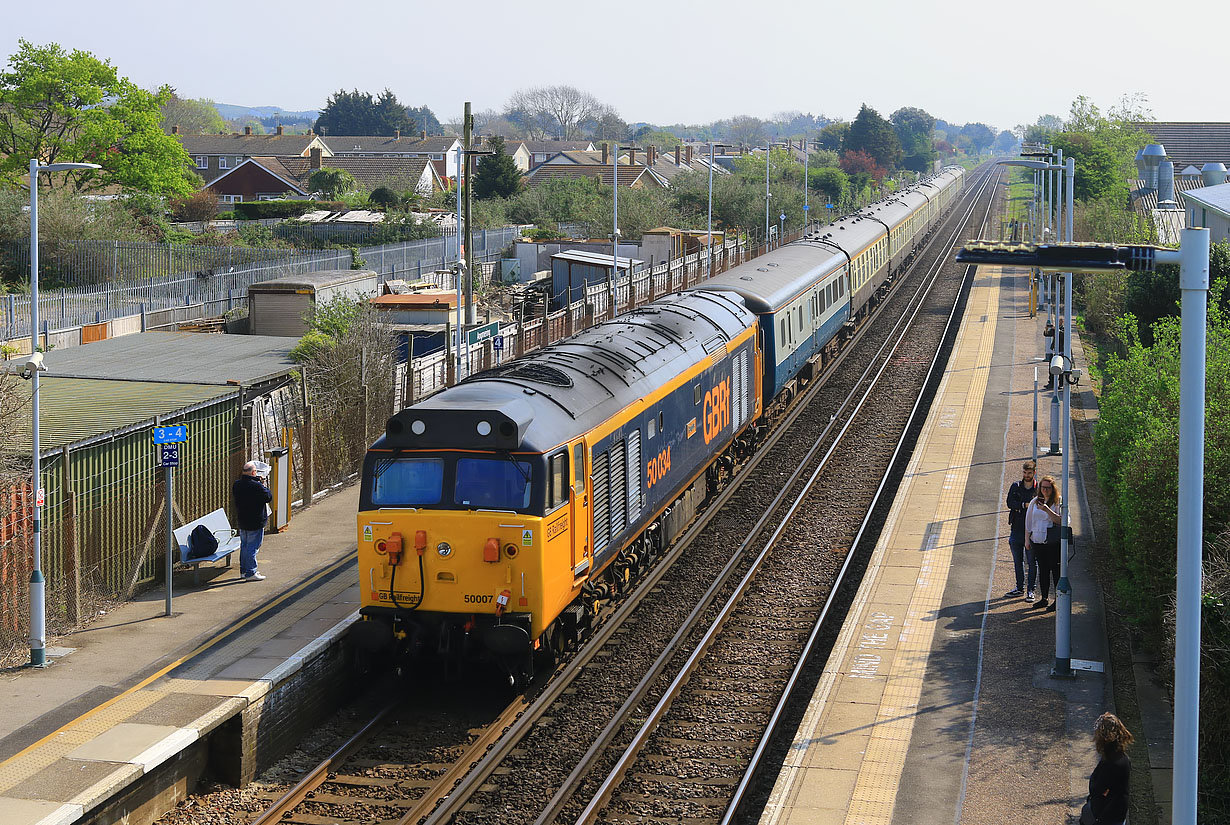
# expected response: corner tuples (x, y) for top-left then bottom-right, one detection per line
(1024, 474), (1061, 611)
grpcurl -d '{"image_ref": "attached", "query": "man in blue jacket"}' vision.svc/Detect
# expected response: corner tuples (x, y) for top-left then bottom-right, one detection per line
(233, 461), (273, 581)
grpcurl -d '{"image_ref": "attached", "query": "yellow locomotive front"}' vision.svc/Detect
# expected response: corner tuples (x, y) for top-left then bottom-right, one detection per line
(351, 398), (585, 679)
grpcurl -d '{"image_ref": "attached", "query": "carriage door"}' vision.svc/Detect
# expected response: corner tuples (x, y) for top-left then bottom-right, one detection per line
(571, 442), (590, 576)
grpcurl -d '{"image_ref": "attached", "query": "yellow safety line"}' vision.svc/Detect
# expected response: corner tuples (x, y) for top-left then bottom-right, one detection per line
(843, 272), (1000, 824)
(0, 554), (355, 770)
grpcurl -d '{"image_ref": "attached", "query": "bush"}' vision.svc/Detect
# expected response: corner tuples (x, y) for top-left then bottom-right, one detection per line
(233, 201), (318, 220)
(170, 190), (219, 222)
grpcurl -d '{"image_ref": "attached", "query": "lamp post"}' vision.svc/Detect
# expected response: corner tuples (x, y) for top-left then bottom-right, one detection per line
(708, 142), (715, 277)
(764, 143), (771, 248)
(956, 233), (1210, 825)
(26, 158), (100, 668)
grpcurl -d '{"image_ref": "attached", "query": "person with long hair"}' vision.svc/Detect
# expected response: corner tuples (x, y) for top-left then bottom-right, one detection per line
(1024, 474), (1061, 611)
(1083, 712), (1132, 824)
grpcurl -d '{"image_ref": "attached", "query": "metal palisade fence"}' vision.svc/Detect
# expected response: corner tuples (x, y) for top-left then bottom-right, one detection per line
(1, 226), (527, 342)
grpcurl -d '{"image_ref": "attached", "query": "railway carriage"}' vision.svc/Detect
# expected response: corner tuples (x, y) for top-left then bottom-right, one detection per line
(353, 166), (965, 681)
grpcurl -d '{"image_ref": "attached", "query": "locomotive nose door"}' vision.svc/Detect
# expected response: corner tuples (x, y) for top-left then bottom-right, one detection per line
(571, 442), (590, 576)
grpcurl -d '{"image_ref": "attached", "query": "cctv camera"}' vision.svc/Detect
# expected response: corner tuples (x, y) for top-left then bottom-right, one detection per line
(1049, 354), (1064, 376)
(3, 351), (44, 380)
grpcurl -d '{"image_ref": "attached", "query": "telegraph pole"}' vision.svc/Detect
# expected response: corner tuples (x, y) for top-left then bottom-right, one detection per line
(463, 101), (476, 325)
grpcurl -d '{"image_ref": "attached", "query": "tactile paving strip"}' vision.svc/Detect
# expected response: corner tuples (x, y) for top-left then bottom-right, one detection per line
(760, 270), (1002, 825)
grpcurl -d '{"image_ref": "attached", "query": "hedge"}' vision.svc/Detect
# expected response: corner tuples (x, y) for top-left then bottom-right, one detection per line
(233, 200), (347, 220)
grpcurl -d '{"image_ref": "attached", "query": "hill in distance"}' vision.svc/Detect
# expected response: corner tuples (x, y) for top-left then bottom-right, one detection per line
(214, 102), (318, 122)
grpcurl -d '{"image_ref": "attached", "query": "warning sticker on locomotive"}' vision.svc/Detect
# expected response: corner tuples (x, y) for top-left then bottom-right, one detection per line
(363, 525), (373, 542)
(546, 515), (568, 540)
(686, 418), (697, 438)
(522, 528), (533, 546)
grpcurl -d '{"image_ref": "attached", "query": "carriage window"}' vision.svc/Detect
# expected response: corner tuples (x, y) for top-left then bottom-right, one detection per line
(573, 444), (585, 493)
(371, 458), (443, 506)
(548, 452), (568, 509)
(455, 458), (532, 510)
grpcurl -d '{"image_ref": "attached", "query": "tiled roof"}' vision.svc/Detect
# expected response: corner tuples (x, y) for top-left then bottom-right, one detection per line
(1135, 122), (1230, 169)
(517, 140), (595, 154)
(277, 156), (438, 190)
(177, 133), (324, 156)
(526, 163), (661, 188)
(322, 135), (458, 154)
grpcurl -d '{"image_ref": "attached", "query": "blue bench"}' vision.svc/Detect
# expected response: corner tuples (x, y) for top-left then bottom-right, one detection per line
(173, 508), (243, 584)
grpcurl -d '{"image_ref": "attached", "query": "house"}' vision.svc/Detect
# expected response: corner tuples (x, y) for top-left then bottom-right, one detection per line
(507, 140), (597, 172)
(204, 148), (444, 203)
(526, 160), (668, 189)
(642, 144), (728, 183)
(174, 126), (330, 185)
(1183, 181), (1230, 243)
(321, 134), (462, 180)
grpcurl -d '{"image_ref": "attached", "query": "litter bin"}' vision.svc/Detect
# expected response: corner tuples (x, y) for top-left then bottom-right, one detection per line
(265, 447), (290, 532)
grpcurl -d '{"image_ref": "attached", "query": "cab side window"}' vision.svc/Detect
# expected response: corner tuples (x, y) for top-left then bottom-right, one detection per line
(572, 444), (585, 494)
(549, 452), (568, 509)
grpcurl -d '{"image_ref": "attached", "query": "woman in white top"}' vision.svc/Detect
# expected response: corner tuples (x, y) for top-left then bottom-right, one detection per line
(1024, 474), (1061, 611)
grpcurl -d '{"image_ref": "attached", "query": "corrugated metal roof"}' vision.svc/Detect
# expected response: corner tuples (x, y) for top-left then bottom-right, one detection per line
(552, 250), (643, 267)
(10, 377), (235, 453)
(41, 332), (299, 385)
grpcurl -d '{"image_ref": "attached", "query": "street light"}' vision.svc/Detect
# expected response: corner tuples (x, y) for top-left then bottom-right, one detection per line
(956, 233), (1210, 825)
(25, 159), (100, 668)
(708, 143), (716, 278)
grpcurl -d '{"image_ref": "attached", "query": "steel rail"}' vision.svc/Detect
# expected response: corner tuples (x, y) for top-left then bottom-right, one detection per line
(529, 166), (996, 825)
(719, 163), (1000, 825)
(414, 167), (989, 825)
(569, 163), (1000, 825)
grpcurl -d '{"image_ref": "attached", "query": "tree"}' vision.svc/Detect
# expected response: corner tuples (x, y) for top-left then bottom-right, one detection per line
(472, 136), (523, 200)
(581, 106), (629, 141)
(505, 85), (605, 140)
(368, 186), (402, 209)
(961, 122), (996, 154)
(0, 40), (198, 196)
(636, 129), (682, 149)
(890, 107), (936, 173)
(816, 122), (849, 152)
(314, 88), (438, 137)
(159, 94), (226, 134)
(726, 115), (767, 147)
(809, 166), (849, 204)
(845, 105), (902, 170)
(1050, 132), (1123, 201)
(169, 190), (218, 222)
(840, 149), (885, 183)
(993, 130), (1017, 153)
(308, 167), (359, 200)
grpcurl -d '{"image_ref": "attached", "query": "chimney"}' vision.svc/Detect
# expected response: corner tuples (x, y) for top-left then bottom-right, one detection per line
(675, 146), (681, 166)
(421, 130), (427, 140)
(601, 143), (609, 164)
(309, 147), (323, 169)
(276, 124), (284, 136)
(395, 129), (401, 139)
(647, 146), (654, 165)
(686, 145), (692, 164)
(171, 125), (179, 135)
(628, 147), (636, 165)
(244, 125), (252, 135)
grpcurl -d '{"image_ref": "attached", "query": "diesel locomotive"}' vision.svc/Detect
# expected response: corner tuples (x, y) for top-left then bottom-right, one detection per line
(352, 166), (964, 681)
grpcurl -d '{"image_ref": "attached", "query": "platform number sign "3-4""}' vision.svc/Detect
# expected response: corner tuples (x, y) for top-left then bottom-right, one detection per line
(152, 425), (188, 444)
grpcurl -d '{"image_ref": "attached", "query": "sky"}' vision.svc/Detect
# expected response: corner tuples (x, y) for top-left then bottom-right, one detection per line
(6, 0), (1229, 132)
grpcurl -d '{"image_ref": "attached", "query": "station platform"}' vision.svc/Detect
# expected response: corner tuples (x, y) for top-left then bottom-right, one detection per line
(0, 484), (361, 825)
(759, 266), (1121, 825)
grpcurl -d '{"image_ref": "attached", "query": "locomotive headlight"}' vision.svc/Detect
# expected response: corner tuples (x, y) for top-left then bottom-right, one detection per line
(411, 419), (426, 435)
(437, 542), (452, 557)
(476, 420), (492, 436)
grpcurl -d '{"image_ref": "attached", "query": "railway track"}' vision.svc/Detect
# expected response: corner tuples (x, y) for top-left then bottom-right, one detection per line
(241, 163), (999, 825)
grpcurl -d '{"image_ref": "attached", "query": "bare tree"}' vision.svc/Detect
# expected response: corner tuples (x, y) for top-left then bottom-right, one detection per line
(505, 85), (606, 141)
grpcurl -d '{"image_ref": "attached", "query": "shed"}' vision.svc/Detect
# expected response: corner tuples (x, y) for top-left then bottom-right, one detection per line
(248, 269), (380, 336)
(369, 290), (458, 325)
(550, 250), (644, 309)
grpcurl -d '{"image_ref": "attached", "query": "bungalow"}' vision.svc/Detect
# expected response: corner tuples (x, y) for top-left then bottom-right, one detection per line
(506, 140), (597, 172)
(204, 148), (444, 203)
(321, 134), (462, 180)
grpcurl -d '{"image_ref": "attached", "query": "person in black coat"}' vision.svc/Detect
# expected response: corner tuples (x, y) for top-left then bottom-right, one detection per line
(233, 461), (272, 581)
(1084, 712), (1132, 825)
(1004, 460), (1037, 598)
